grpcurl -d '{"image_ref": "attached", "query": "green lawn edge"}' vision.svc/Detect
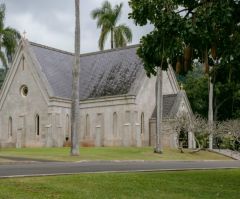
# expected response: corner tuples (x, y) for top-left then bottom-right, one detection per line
(0, 169), (239, 199)
(0, 147), (232, 162)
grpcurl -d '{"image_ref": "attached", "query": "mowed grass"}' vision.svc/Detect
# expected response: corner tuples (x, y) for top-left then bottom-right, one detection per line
(0, 147), (231, 162)
(0, 169), (239, 199)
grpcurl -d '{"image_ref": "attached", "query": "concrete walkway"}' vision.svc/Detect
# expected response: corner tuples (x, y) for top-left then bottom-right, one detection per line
(212, 149), (240, 160)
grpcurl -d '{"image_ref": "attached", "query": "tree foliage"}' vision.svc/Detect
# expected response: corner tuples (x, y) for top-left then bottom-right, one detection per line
(91, 1), (132, 50)
(181, 66), (208, 118)
(129, 0), (240, 120)
(129, 0), (240, 74)
(0, 4), (20, 69)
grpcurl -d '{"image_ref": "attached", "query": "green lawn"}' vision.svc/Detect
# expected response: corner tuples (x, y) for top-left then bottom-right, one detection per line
(0, 147), (231, 162)
(0, 169), (239, 199)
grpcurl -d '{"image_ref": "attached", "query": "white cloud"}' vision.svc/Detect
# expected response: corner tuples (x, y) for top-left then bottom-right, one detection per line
(4, 0), (152, 53)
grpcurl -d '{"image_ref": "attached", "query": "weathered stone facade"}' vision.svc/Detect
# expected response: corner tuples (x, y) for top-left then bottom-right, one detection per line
(0, 39), (193, 148)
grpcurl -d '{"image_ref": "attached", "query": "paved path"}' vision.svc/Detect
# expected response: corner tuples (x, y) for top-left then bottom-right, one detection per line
(212, 149), (240, 160)
(0, 160), (240, 178)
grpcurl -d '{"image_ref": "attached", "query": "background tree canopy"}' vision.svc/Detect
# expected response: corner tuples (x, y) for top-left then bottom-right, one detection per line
(0, 3), (20, 89)
(129, 0), (240, 120)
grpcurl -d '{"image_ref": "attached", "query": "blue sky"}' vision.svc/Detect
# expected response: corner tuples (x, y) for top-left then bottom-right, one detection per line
(2, 0), (152, 53)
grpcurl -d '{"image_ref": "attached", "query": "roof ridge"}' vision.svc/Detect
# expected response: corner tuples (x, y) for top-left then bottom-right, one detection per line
(29, 41), (74, 56)
(80, 44), (140, 57)
(29, 41), (140, 57)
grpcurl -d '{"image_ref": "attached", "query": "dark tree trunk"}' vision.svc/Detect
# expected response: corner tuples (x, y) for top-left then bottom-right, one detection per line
(111, 28), (114, 49)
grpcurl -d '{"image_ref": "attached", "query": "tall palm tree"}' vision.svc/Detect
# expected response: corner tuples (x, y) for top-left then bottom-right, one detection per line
(71, 0), (80, 156)
(0, 4), (20, 70)
(91, 1), (132, 50)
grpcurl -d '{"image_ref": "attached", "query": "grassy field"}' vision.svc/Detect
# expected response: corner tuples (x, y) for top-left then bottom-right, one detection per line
(0, 147), (231, 162)
(0, 169), (239, 199)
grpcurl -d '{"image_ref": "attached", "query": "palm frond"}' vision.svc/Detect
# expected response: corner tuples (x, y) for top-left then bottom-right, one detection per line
(91, 1), (127, 50)
(0, 50), (7, 69)
(101, 1), (112, 11)
(99, 27), (110, 50)
(0, 4), (6, 31)
(119, 24), (133, 42)
(113, 3), (123, 26)
(4, 27), (21, 39)
(91, 8), (104, 20)
(3, 27), (21, 63)
(97, 13), (113, 29)
(114, 24), (132, 48)
(91, 1), (113, 28)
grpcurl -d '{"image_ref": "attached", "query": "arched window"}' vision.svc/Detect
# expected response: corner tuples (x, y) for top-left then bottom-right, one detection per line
(65, 114), (70, 141)
(35, 114), (40, 136)
(86, 114), (90, 137)
(113, 112), (118, 137)
(141, 113), (144, 134)
(8, 117), (13, 137)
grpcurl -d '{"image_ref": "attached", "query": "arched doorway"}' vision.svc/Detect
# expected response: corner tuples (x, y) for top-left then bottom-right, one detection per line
(179, 128), (188, 148)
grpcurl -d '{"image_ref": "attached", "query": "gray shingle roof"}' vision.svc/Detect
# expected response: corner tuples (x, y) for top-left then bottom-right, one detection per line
(29, 42), (144, 100)
(151, 94), (178, 118)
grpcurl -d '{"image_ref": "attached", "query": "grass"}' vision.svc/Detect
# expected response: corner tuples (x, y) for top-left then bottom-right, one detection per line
(0, 169), (239, 199)
(0, 147), (231, 162)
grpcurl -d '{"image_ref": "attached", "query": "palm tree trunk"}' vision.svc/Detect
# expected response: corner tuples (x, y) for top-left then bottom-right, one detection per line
(155, 66), (163, 153)
(71, 0), (80, 156)
(111, 28), (114, 49)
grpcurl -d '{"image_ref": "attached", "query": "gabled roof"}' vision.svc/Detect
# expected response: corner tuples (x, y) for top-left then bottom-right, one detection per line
(151, 94), (178, 118)
(28, 42), (144, 100)
(151, 90), (194, 119)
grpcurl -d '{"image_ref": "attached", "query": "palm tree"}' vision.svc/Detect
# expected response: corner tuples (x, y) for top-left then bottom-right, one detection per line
(91, 1), (132, 50)
(71, 0), (80, 156)
(0, 4), (20, 70)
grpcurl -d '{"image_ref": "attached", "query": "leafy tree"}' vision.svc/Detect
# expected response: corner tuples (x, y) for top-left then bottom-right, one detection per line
(181, 66), (208, 118)
(129, 0), (186, 153)
(0, 68), (5, 88)
(181, 65), (240, 121)
(0, 4), (20, 70)
(218, 120), (240, 151)
(129, 0), (240, 149)
(71, 0), (80, 156)
(91, 1), (132, 50)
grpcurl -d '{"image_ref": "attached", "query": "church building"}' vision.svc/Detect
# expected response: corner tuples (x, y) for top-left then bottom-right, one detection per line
(0, 39), (194, 148)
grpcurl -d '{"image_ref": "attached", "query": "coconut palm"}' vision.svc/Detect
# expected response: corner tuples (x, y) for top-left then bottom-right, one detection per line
(0, 4), (20, 69)
(91, 1), (132, 50)
(71, 0), (80, 156)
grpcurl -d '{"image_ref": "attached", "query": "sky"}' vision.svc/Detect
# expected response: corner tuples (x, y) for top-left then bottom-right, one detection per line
(2, 0), (152, 53)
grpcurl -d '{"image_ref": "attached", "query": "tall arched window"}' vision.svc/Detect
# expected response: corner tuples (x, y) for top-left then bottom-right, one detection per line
(141, 113), (144, 134)
(113, 112), (118, 137)
(8, 117), (13, 137)
(86, 114), (90, 137)
(35, 114), (40, 136)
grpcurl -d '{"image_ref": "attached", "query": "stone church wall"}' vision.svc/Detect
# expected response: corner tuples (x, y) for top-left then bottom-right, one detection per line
(78, 96), (143, 147)
(0, 52), (49, 147)
(149, 118), (178, 148)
